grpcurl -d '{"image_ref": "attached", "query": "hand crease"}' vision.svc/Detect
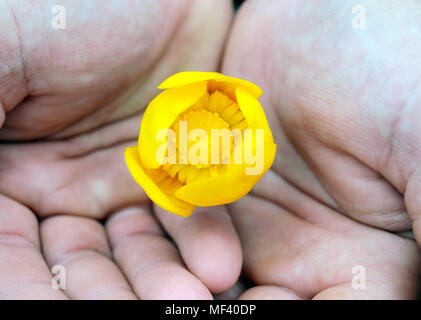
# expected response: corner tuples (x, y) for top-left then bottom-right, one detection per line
(5, 0), (29, 95)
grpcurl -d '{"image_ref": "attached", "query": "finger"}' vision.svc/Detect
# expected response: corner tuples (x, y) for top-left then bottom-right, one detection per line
(0, 195), (67, 299)
(213, 280), (247, 300)
(239, 286), (303, 300)
(312, 283), (391, 300)
(106, 205), (213, 300)
(229, 194), (421, 299)
(154, 205), (242, 293)
(40, 215), (137, 300)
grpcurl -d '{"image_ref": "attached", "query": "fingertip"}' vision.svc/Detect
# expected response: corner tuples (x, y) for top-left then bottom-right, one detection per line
(41, 215), (110, 264)
(184, 212), (242, 293)
(140, 261), (214, 300)
(239, 285), (303, 300)
(156, 205), (243, 293)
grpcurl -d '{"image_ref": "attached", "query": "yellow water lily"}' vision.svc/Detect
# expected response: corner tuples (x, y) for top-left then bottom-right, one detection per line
(125, 72), (276, 217)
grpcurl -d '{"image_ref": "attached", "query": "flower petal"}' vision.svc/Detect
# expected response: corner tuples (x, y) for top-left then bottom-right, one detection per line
(236, 87), (274, 143)
(158, 71), (263, 98)
(139, 81), (207, 169)
(174, 143), (276, 206)
(125, 146), (195, 217)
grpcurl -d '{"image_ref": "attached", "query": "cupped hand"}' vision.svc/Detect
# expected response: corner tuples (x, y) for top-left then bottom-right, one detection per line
(222, 0), (421, 299)
(2, 0), (421, 300)
(0, 0), (243, 299)
(0, 196), (218, 299)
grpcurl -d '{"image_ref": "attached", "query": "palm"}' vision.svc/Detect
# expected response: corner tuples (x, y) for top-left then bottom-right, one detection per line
(229, 178), (420, 299)
(223, 0), (421, 299)
(0, 0), (233, 216)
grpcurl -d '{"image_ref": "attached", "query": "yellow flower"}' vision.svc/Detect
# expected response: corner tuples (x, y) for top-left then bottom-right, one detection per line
(125, 72), (276, 217)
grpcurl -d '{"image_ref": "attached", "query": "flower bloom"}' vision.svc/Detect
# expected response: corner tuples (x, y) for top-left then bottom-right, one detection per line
(125, 72), (276, 217)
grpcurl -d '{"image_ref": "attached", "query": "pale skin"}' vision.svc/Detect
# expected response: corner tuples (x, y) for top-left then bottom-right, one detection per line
(0, 0), (420, 299)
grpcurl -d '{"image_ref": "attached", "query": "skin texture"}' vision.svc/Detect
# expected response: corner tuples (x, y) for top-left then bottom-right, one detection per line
(0, 0), (420, 299)
(0, 0), (240, 299)
(223, 0), (421, 299)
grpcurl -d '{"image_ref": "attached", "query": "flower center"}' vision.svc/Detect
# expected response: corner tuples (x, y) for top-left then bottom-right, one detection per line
(172, 109), (230, 167)
(177, 109), (230, 136)
(158, 89), (248, 191)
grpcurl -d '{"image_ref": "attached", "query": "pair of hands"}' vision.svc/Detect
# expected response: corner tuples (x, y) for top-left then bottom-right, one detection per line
(1, 0), (420, 299)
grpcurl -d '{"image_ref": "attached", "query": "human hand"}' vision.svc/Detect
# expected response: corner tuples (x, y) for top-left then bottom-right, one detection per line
(3, 0), (420, 300)
(222, 0), (421, 299)
(0, 0), (243, 299)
